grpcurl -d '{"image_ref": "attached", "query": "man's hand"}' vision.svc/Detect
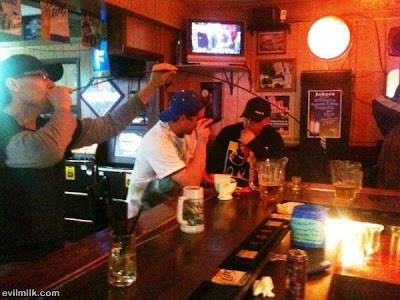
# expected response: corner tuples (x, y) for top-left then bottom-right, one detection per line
(202, 172), (215, 186)
(196, 118), (213, 145)
(148, 63), (178, 88)
(47, 86), (73, 112)
(239, 129), (256, 145)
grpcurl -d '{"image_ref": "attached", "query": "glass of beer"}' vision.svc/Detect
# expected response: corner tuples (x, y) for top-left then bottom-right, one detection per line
(330, 160), (362, 201)
(249, 157), (288, 200)
(107, 199), (141, 287)
(108, 233), (137, 287)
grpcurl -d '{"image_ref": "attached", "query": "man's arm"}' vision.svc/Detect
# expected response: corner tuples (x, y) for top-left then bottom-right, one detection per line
(266, 130), (286, 158)
(5, 111), (77, 168)
(72, 64), (177, 149)
(4, 86), (77, 168)
(243, 127), (285, 159)
(170, 118), (212, 186)
(136, 63), (177, 105)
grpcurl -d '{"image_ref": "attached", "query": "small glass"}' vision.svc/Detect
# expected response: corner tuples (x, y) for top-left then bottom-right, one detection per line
(363, 223), (384, 258)
(291, 176), (302, 192)
(389, 226), (400, 265)
(108, 233), (137, 287)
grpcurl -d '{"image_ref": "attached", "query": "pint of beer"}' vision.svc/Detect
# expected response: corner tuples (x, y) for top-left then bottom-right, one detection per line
(249, 157), (288, 200)
(330, 160), (362, 201)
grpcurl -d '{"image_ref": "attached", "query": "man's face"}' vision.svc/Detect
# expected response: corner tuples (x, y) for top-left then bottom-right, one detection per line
(181, 107), (206, 136)
(12, 71), (55, 112)
(243, 117), (269, 136)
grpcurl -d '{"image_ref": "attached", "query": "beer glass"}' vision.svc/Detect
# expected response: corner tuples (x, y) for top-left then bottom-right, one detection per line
(330, 160), (362, 200)
(107, 200), (140, 287)
(108, 233), (137, 287)
(249, 157), (288, 199)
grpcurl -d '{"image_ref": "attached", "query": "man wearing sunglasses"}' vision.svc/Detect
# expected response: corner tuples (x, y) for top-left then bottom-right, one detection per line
(0, 54), (177, 263)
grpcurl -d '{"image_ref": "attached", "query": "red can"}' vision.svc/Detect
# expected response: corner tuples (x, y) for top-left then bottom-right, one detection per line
(286, 248), (308, 300)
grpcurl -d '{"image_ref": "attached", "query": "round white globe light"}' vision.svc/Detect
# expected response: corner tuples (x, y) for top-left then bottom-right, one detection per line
(308, 16), (351, 60)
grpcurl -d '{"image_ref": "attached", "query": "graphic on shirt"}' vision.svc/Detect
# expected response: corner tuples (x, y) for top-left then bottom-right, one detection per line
(223, 141), (252, 181)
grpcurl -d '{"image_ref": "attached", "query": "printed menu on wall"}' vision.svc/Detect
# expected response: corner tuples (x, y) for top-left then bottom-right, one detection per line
(307, 90), (342, 138)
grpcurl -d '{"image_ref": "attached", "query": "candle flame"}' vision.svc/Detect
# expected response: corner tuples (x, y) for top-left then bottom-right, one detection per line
(325, 218), (383, 266)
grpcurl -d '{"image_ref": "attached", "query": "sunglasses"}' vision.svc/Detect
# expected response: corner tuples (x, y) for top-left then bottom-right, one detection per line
(20, 70), (49, 81)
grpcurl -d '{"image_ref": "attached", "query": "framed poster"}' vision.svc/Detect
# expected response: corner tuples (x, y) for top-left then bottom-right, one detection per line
(257, 59), (295, 92)
(307, 90), (342, 138)
(257, 31), (286, 54)
(265, 95), (290, 136)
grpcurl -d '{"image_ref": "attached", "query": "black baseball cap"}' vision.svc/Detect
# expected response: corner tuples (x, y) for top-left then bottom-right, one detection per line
(240, 97), (271, 121)
(0, 54), (63, 83)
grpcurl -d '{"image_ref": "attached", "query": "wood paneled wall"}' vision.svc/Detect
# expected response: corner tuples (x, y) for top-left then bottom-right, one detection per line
(183, 0), (400, 147)
(110, 0), (400, 147)
(106, 0), (188, 29)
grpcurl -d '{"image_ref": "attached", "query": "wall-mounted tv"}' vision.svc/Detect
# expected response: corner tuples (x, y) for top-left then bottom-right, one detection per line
(186, 19), (246, 65)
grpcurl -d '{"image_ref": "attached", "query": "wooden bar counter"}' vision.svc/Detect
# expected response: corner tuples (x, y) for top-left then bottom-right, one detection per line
(1, 184), (400, 299)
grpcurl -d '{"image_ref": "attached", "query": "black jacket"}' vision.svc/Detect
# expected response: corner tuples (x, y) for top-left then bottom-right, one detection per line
(206, 122), (285, 181)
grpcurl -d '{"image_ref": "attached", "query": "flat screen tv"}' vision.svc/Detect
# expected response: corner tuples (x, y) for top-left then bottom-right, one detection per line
(186, 19), (246, 65)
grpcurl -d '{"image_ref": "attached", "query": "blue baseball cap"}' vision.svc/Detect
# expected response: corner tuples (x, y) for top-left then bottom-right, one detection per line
(159, 90), (204, 122)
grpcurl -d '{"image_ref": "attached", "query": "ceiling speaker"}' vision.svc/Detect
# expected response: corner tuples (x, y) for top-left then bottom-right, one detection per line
(389, 27), (400, 56)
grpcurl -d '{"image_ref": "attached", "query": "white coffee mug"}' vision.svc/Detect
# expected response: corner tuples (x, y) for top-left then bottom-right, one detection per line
(215, 178), (237, 200)
(214, 174), (233, 200)
(177, 186), (205, 234)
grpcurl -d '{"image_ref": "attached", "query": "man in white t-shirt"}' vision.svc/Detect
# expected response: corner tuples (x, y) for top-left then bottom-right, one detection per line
(127, 90), (213, 209)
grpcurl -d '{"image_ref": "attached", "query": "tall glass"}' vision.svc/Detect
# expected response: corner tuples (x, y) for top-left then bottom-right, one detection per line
(107, 199), (141, 287)
(108, 233), (137, 287)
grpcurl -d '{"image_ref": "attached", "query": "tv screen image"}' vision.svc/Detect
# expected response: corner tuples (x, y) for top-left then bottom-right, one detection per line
(71, 144), (98, 155)
(192, 22), (242, 55)
(106, 126), (148, 166)
(114, 132), (143, 159)
(187, 19), (245, 64)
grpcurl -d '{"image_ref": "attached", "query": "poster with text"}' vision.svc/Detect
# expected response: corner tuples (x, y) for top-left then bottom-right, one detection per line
(41, 2), (70, 43)
(0, 0), (22, 35)
(265, 95), (290, 136)
(308, 90), (342, 138)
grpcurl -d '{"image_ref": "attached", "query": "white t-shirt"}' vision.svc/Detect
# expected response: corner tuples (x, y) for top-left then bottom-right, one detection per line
(126, 121), (196, 207)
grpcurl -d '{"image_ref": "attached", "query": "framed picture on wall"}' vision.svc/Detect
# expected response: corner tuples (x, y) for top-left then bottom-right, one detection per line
(256, 59), (295, 92)
(257, 31), (286, 54)
(265, 94), (290, 136)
